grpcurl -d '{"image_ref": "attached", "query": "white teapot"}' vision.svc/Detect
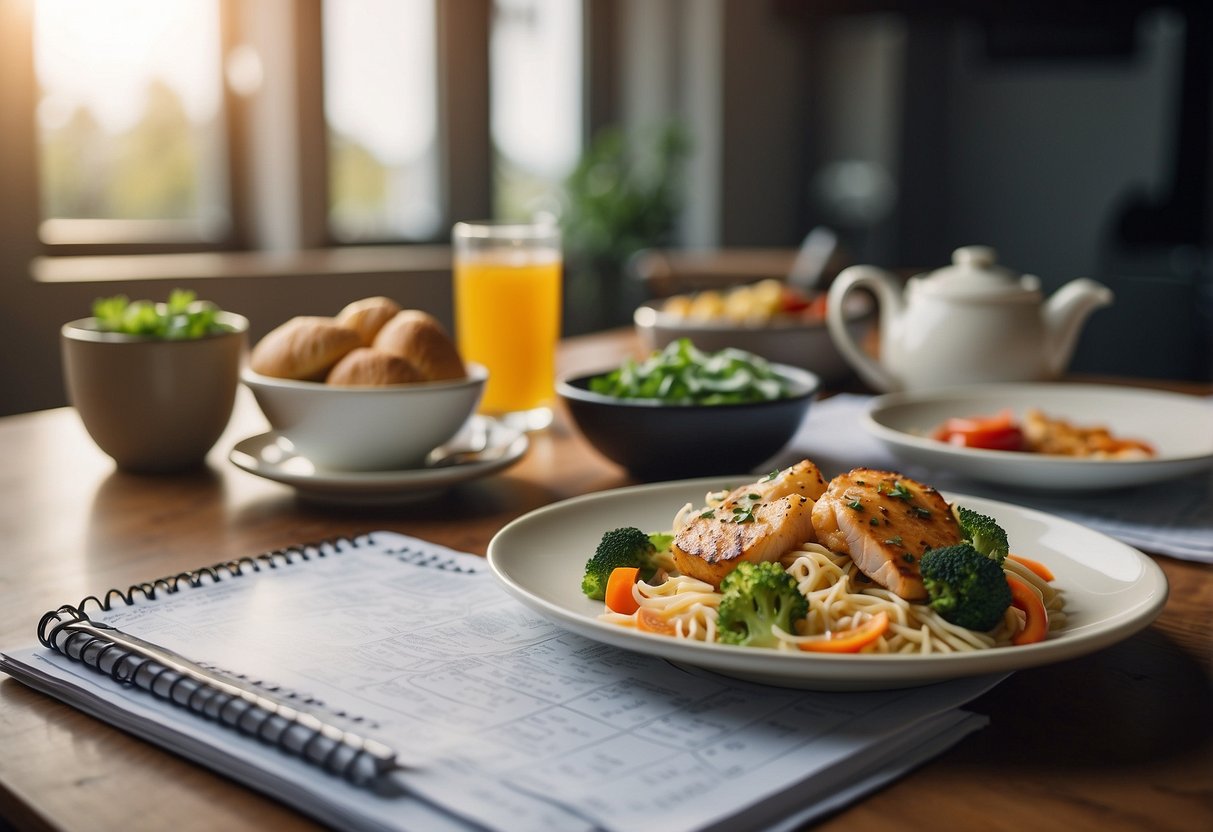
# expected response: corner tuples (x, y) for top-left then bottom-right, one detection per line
(825, 246), (1113, 392)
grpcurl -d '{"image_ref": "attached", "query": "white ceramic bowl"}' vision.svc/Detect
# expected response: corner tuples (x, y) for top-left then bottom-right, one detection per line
(633, 295), (872, 385)
(241, 363), (487, 471)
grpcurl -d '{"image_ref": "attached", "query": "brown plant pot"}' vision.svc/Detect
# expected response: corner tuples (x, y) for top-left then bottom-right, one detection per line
(61, 312), (249, 473)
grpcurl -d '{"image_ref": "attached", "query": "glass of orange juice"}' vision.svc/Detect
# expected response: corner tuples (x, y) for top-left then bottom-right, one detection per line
(452, 220), (562, 431)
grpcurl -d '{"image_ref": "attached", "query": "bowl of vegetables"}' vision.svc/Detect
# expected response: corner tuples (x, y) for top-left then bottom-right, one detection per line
(633, 279), (873, 386)
(61, 290), (248, 473)
(558, 339), (820, 480)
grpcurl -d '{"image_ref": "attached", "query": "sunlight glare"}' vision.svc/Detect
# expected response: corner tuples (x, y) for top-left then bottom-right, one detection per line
(323, 0), (437, 164)
(34, 0), (221, 133)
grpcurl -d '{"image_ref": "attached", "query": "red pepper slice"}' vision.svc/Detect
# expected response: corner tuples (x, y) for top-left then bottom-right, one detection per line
(1008, 553), (1055, 583)
(637, 608), (676, 636)
(797, 611), (890, 653)
(933, 411), (1025, 452)
(1007, 575), (1049, 645)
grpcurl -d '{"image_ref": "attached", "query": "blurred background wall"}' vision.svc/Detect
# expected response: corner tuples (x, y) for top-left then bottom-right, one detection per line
(1, 0), (1208, 416)
(789, 2), (1211, 383)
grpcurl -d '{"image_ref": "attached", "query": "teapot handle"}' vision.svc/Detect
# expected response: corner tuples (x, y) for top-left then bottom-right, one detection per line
(826, 265), (903, 392)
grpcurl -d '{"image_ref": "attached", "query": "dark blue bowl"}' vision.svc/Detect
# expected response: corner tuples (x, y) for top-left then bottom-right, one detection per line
(557, 363), (820, 480)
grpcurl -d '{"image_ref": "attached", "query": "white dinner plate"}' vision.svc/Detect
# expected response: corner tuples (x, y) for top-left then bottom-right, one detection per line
(864, 384), (1213, 491)
(229, 415), (528, 505)
(487, 476), (1168, 690)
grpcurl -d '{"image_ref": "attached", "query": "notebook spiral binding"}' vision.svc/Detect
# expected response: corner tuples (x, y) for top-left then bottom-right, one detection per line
(58, 534), (357, 615)
(35, 533), (409, 792)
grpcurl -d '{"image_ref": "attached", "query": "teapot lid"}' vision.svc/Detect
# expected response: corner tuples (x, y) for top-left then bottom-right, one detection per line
(917, 246), (1040, 298)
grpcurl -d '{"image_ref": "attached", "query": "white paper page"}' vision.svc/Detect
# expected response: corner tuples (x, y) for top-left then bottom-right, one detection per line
(0, 648), (990, 832)
(4, 532), (1003, 832)
(756, 709), (987, 832)
(0, 649), (477, 832)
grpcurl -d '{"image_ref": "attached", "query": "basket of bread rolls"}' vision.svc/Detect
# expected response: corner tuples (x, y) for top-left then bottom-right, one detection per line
(241, 297), (487, 471)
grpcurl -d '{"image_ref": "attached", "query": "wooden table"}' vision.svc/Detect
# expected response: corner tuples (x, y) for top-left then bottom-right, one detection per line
(1, 330), (1210, 832)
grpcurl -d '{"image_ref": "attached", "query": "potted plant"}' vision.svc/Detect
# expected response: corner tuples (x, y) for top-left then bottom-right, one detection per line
(60, 289), (248, 472)
(559, 121), (690, 332)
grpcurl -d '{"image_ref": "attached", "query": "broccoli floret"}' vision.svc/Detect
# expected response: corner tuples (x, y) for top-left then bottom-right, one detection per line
(582, 527), (660, 601)
(953, 506), (1010, 564)
(716, 562), (808, 648)
(647, 531), (675, 553)
(920, 543), (1012, 631)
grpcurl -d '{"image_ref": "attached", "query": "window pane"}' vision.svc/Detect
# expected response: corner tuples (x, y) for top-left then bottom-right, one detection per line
(491, 0), (583, 221)
(323, 0), (441, 242)
(33, 0), (228, 238)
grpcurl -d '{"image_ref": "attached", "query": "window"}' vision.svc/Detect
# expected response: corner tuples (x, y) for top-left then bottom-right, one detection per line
(33, 0), (229, 246)
(323, 0), (441, 242)
(321, 0), (585, 239)
(24, 0), (585, 256)
(490, 0), (583, 222)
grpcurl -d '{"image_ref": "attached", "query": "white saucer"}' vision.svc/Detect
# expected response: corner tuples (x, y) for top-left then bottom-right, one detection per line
(229, 416), (529, 505)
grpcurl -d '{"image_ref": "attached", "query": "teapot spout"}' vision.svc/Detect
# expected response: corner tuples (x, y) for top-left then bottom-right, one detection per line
(1042, 278), (1114, 377)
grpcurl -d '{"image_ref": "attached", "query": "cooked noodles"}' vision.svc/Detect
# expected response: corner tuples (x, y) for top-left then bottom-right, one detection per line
(602, 541), (1065, 656)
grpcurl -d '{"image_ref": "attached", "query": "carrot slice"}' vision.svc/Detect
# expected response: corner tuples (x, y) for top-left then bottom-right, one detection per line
(1007, 575), (1049, 645)
(797, 611), (889, 654)
(1008, 553), (1055, 582)
(636, 607), (676, 636)
(604, 566), (641, 614)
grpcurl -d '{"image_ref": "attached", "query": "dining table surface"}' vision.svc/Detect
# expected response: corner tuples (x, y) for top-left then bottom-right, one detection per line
(0, 326), (1210, 832)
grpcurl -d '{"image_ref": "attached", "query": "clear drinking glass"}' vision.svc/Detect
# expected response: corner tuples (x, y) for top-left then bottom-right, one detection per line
(452, 220), (562, 431)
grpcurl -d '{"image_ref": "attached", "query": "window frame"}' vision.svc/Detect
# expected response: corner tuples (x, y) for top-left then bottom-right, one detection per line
(29, 0), (246, 258)
(14, 0), (500, 264)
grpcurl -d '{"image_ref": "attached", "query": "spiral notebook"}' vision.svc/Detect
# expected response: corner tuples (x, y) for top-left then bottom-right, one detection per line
(0, 532), (1002, 832)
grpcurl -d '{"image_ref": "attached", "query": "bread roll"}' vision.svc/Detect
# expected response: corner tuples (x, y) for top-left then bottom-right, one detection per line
(326, 347), (425, 386)
(335, 296), (402, 347)
(249, 316), (361, 381)
(372, 310), (466, 381)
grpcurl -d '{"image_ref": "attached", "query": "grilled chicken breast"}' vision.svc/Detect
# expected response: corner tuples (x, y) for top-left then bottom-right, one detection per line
(672, 493), (815, 588)
(718, 459), (829, 506)
(670, 460), (827, 588)
(811, 468), (961, 601)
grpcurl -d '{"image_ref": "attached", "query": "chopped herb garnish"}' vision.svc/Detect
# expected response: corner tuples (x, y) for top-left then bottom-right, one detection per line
(869, 517), (880, 526)
(730, 506), (756, 524)
(902, 553), (916, 563)
(759, 470), (780, 483)
(912, 507), (932, 518)
(698, 509), (715, 519)
(746, 493), (761, 501)
(889, 481), (913, 500)
(847, 499), (864, 511)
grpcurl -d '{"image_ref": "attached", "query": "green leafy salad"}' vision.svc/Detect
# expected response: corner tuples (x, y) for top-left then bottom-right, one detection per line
(588, 338), (791, 405)
(92, 290), (233, 339)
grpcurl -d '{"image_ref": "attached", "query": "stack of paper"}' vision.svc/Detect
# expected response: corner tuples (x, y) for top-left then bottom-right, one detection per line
(0, 533), (1000, 832)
